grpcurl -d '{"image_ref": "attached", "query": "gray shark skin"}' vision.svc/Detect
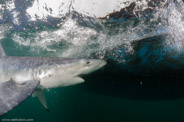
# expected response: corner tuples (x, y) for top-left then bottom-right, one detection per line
(0, 79), (39, 116)
(0, 56), (106, 88)
(0, 44), (106, 116)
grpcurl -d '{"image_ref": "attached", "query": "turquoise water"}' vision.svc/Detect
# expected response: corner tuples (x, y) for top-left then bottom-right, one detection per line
(1, 0), (184, 122)
(1, 71), (184, 122)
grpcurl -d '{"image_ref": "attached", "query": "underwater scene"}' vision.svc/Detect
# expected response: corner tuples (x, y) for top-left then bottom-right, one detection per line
(1, 0), (184, 122)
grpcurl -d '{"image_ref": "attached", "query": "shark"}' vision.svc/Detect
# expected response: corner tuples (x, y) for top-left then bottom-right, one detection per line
(0, 44), (106, 116)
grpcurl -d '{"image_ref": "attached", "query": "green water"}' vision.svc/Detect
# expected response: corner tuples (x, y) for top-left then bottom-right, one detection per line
(1, 77), (184, 122)
(0, 2), (184, 121)
(1, 36), (184, 122)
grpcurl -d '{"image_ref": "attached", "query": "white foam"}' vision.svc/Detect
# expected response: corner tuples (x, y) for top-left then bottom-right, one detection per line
(0, 0), (184, 62)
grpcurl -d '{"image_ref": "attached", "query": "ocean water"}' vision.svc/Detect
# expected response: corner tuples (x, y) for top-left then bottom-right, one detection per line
(1, 0), (184, 122)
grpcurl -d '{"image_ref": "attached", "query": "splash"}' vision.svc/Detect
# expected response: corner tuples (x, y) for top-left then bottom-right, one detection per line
(0, 0), (184, 63)
(160, 0), (184, 50)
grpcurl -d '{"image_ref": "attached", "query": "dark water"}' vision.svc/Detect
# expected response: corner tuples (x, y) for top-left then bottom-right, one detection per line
(1, 71), (184, 122)
(1, 0), (184, 122)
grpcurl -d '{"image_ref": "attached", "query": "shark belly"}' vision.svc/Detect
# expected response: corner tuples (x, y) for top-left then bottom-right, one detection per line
(0, 62), (84, 89)
(39, 68), (85, 89)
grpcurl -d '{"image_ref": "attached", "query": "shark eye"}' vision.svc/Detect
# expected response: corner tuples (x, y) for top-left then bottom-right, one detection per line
(86, 61), (90, 65)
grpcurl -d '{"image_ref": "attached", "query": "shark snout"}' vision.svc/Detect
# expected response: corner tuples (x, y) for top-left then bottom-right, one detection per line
(94, 59), (106, 67)
(99, 60), (107, 67)
(82, 59), (107, 74)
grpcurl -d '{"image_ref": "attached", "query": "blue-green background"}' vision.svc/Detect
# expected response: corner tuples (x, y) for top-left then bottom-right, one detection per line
(1, 0), (184, 121)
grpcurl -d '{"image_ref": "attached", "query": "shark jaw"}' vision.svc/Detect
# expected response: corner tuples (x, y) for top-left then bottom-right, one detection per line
(37, 59), (107, 89)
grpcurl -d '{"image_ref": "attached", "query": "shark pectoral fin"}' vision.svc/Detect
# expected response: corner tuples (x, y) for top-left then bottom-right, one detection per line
(32, 89), (49, 112)
(0, 79), (39, 116)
